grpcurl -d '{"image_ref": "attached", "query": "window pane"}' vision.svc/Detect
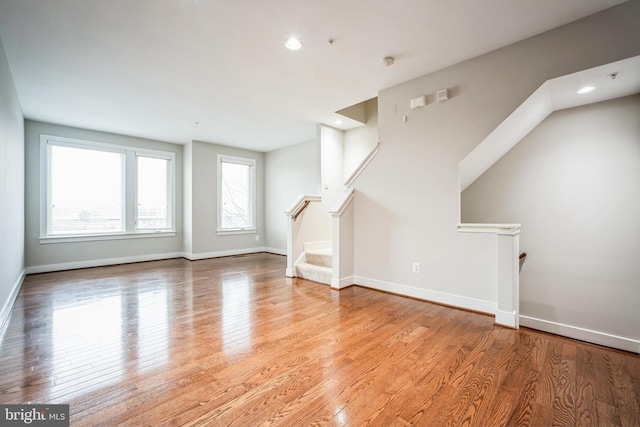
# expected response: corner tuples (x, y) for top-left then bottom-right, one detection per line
(220, 161), (250, 229)
(137, 156), (170, 230)
(48, 145), (123, 235)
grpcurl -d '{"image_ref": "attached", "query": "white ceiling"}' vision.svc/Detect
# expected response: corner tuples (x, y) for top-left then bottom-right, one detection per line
(0, 0), (628, 151)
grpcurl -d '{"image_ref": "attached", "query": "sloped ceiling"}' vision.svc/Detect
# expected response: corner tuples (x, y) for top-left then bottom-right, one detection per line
(0, 0), (628, 151)
(459, 55), (640, 192)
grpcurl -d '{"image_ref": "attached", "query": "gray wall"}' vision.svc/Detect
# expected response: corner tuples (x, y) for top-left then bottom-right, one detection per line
(184, 140), (265, 257)
(352, 2), (640, 320)
(24, 120), (184, 269)
(344, 97), (378, 178)
(0, 36), (24, 324)
(264, 139), (320, 252)
(462, 95), (640, 341)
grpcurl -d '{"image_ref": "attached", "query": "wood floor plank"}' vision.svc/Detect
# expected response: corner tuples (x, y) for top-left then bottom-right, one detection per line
(611, 353), (640, 427)
(0, 253), (638, 426)
(576, 346), (599, 426)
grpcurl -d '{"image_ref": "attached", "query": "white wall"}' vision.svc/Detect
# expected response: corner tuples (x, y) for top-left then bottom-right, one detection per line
(0, 36), (25, 327)
(184, 140), (265, 258)
(24, 120), (184, 271)
(264, 139), (319, 253)
(320, 124), (345, 205)
(353, 1), (640, 320)
(462, 95), (640, 346)
(344, 97), (378, 179)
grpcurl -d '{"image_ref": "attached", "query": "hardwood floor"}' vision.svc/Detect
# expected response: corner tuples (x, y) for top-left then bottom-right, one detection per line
(1, 253), (638, 426)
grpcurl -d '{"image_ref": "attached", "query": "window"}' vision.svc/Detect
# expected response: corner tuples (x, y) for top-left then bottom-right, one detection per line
(47, 144), (124, 235)
(136, 155), (171, 231)
(217, 154), (256, 233)
(40, 135), (175, 241)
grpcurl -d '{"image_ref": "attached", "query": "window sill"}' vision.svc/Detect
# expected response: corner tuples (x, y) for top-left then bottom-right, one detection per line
(216, 228), (256, 236)
(39, 231), (176, 244)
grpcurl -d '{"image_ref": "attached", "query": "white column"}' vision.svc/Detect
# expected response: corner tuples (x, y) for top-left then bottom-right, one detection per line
(496, 228), (520, 328)
(285, 214), (295, 277)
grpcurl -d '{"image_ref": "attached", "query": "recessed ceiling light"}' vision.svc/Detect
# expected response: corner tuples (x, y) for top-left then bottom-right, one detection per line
(577, 86), (596, 94)
(335, 120), (343, 125)
(285, 38), (301, 50)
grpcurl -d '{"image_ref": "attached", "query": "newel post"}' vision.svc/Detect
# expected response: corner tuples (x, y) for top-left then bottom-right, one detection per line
(496, 226), (520, 328)
(285, 213), (295, 277)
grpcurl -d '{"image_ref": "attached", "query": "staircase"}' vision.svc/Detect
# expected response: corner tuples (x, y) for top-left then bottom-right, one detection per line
(295, 244), (332, 285)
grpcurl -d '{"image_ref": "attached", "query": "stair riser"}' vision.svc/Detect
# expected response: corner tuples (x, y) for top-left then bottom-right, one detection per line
(305, 252), (332, 268)
(295, 263), (332, 285)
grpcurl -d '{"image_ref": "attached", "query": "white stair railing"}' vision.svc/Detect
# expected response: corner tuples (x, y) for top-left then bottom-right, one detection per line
(344, 142), (380, 189)
(284, 194), (322, 277)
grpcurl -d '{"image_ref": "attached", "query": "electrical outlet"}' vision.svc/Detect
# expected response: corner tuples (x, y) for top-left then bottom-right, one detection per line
(412, 262), (420, 273)
(255, 235), (260, 241)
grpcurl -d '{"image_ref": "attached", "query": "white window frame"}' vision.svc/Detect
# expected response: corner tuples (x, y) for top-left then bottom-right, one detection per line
(39, 134), (176, 243)
(134, 151), (174, 232)
(217, 154), (256, 235)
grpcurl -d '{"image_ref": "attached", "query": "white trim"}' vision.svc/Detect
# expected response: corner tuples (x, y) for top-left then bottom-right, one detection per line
(135, 152), (176, 233)
(520, 315), (640, 354)
(25, 252), (184, 274)
(331, 276), (354, 290)
(495, 309), (517, 329)
(329, 188), (355, 217)
(344, 142), (379, 189)
(27, 249), (281, 274)
(265, 247), (286, 256)
(354, 275), (496, 315)
(457, 223), (521, 234)
(216, 228), (256, 236)
(0, 270), (25, 333)
(39, 231), (176, 244)
(217, 154), (256, 232)
(183, 247), (267, 261)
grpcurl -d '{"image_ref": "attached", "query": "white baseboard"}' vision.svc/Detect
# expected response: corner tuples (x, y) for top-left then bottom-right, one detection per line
(331, 276), (354, 290)
(354, 275), (496, 315)
(495, 309), (518, 329)
(264, 247), (286, 256)
(183, 247), (267, 261)
(25, 252), (184, 274)
(0, 269), (25, 333)
(26, 248), (283, 273)
(520, 315), (639, 354)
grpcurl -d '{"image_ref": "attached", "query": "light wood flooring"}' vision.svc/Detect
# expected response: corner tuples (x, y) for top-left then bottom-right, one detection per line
(0, 253), (638, 426)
